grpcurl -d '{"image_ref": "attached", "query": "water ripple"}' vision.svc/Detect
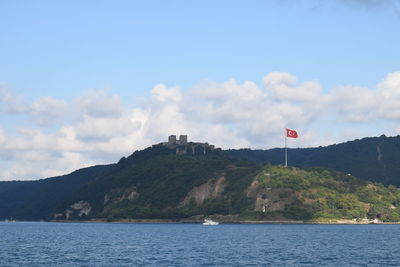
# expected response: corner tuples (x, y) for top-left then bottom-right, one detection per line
(1, 222), (400, 266)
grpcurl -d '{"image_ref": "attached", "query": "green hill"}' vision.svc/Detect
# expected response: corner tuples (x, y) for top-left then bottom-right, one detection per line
(251, 166), (400, 222)
(54, 144), (250, 220)
(0, 164), (112, 220)
(228, 135), (400, 186)
(2, 136), (400, 222)
(54, 145), (400, 223)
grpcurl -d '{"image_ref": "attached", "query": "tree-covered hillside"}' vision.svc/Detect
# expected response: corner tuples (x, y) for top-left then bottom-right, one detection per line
(3, 135), (400, 222)
(54, 145), (400, 223)
(227, 135), (400, 186)
(252, 166), (400, 222)
(54, 145), (255, 220)
(0, 165), (113, 220)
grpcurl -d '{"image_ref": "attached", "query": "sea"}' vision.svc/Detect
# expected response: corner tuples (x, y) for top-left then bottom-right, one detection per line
(0, 222), (399, 266)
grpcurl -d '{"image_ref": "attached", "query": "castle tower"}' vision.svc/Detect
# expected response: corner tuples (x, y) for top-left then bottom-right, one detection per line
(168, 135), (177, 144)
(179, 135), (188, 145)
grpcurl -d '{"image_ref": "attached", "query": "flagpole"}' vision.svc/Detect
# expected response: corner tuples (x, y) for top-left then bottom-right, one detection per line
(285, 131), (287, 167)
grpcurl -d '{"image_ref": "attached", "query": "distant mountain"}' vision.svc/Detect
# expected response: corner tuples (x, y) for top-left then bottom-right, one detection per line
(227, 135), (400, 186)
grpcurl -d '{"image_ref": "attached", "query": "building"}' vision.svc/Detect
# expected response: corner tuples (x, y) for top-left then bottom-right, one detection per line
(168, 135), (177, 144)
(162, 135), (218, 155)
(179, 135), (187, 144)
(168, 135), (187, 145)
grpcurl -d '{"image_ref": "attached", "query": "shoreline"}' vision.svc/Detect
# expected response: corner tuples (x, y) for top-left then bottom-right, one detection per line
(46, 218), (400, 225)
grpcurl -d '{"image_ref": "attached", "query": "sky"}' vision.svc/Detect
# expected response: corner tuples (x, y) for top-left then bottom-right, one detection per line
(0, 0), (400, 180)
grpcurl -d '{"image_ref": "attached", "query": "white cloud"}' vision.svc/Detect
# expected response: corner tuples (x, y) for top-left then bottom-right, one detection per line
(151, 84), (182, 102)
(190, 75), (323, 146)
(75, 114), (141, 140)
(1, 71), (400, 180)
(0, 89), (67, 127)
(331, 71), (400, 122)
(0, 151), (94, 181)
(331, 85), (377, 122)
(263, 72), (323, 102)
(376, 72), (400, 120)
(30, 96), (67, 126)
(75, 89), (123, 118)
(0, 128), (5, 144)
(0, 88), (27, 113)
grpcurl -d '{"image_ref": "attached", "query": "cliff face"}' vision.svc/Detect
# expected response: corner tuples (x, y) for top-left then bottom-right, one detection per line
(247, 179), (293, 212)
(103, 187), (139, 205)
(181, 176), (226, 206)
(65, 201), (92, 219)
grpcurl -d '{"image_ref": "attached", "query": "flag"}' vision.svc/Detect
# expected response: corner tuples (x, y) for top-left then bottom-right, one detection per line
(286, 128), (298, 138)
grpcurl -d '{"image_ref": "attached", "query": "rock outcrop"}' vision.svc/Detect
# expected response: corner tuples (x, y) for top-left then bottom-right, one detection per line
(247, 178), (293, 212)
(181, 176), (226, 206)
(103, 186), (139, 207)
(64, 201), (92, 219)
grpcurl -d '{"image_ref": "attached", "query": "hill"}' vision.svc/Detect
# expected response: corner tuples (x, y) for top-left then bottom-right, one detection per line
(227, 135), (400, 186)
(0, 164), (113, 220)
(2, 136), (400, 222)
(53, 144), (247, 220)
(54, 145), (400, 223)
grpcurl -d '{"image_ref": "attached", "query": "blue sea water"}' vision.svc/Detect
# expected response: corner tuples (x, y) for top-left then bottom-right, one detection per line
(0, 222), (399, 266)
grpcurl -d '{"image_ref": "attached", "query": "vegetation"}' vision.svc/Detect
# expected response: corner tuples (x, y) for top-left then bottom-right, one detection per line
(0, 165), (112, 220)
(56, 145), (400, 222)
(3, 137), (400, 223)
(227, 135), (400, 186)
(254, 166), (400, 221)
(55, 145), (235, 219)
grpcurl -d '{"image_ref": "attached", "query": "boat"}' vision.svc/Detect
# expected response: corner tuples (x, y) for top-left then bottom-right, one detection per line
(202, 218), (219, 225)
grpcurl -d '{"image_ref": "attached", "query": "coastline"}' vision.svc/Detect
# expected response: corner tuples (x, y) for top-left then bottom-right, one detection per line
(48, 218), (400, 225)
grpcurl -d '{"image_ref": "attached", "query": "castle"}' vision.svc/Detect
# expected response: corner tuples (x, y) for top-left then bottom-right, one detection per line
(168, 135), (188, 145)
(160, 135), (216, 155)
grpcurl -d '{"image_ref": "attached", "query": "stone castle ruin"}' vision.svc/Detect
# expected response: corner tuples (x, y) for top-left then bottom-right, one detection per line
(168, 135), (188, 145)
(160, 135), (217, 155)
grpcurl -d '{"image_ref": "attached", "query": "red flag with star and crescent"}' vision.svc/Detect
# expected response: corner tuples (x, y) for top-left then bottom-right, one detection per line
(286, 128), (298, 138)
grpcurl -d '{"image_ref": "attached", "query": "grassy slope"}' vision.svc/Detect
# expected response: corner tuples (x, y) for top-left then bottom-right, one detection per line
(254, 166), (400, 222)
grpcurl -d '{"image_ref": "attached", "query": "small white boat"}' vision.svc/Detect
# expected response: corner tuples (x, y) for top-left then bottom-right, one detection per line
(203, 218), (219, 225)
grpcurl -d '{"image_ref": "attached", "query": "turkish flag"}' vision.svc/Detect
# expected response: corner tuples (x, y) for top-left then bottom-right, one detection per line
(286, 128), (298, 138)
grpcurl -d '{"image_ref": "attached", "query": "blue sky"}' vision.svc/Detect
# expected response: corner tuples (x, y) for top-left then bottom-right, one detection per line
(1, 0), (400, 180)
(2, 0), (399, 98)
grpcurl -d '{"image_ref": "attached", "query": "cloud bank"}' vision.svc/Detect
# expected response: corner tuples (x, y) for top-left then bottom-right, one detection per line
(1, 71), (400, 180)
